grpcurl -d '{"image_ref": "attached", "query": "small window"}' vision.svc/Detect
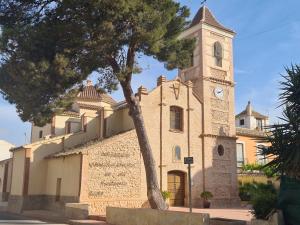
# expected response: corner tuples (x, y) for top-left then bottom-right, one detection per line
(236, 143), (245, 167)
(174, 146), (181, 161)
(190, 52), (194, 67)
(170, 106), (183, 131)
(82, 115), (87, 132)
(39, 130), (43, 139)
(257, 145), (267, 165)
(240, 119), (245, 126)
(217, 145), (225, 156)
(256, 119), (263, 130)
(213, 42), (223, 67)
(65, 121), (71, 134)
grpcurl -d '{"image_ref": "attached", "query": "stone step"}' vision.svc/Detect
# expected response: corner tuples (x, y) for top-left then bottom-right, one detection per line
(69, 220), (111, 225)
(22, 210), (67, 223)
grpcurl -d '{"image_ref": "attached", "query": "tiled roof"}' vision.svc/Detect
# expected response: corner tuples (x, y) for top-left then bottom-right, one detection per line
(236, 127), (267, 138)
(61, 110), (80, 117)
(236, 109), (268, 119)
(46, 129), (135, 159)
(190, 6), (235, 34)
(77, 81), (116, 105)
(77, 103), (102, 110)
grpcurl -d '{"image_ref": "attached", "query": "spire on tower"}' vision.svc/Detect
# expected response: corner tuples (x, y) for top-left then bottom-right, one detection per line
(190, 6), (235, 34)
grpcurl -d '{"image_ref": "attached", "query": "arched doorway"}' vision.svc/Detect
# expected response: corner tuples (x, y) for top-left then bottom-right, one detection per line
(167, 171), (185, 206)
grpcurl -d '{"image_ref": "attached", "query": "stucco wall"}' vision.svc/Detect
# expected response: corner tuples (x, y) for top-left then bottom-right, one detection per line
(45, 155), (81, 197)
(10, 150), (25, 195)
(237, 135), (270, 165)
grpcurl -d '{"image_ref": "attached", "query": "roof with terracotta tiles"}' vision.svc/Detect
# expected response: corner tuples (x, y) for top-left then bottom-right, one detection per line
(190, 6), (235, 34)
(77, 80), (116, 105)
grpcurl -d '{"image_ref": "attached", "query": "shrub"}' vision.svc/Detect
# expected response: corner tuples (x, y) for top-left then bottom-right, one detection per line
(161, 191), (171, 200)
(250, 183), (277, 219)
(200, 191), (213, 200)
(239, 182), (256, 201)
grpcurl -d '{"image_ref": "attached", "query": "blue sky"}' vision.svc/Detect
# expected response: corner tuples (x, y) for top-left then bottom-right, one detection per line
(1, 0), (300, 146)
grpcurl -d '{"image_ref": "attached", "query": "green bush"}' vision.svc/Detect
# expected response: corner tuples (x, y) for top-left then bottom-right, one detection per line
(239, 182), (256, 201)
(161, 191), (171, 200)
(200, 191), (213, 200)
(241, 163), (279, 178)
(249, 183), (277, 219)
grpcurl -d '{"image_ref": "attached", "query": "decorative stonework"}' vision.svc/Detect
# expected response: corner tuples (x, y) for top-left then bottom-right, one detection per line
(88, 131), (141, 200)
(210, 68), (227, 80)
(211, 110), (228, 123)
(180, 67), (198, 81)
(210, 32), (226, 41)
(212, 123), (229, 136)
(214, 186), (231, 198)
(211, 98), (229, 111)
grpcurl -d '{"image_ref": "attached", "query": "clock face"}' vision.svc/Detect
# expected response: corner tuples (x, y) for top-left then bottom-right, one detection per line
(214, 87), (224, 99)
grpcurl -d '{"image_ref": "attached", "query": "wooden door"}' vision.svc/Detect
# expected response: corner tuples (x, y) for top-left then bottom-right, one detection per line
(167, 171), (185, 206)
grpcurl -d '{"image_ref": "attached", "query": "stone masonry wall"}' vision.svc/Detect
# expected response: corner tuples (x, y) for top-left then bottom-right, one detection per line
(86, 130), (146, 215)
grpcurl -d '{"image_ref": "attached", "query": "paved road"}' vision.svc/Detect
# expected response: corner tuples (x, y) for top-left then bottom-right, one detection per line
(0, 211), (67, 225)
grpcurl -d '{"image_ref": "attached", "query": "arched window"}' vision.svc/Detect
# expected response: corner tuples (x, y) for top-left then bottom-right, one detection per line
(170, 106), (183, 131)
(217, 144), (225, 156)
(174, 145), (181, 161)
(213, 42), (223, 67)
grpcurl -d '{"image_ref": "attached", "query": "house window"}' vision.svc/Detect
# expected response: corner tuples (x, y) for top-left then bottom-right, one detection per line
(240, 119), (245, 126)
(257, 145), (267, 165)
(170, 106), (183, 131)
(236, 143), (245, 167)
(174, 146), (181, 161)
(256, 119), (263, 130)
(213, 42), (223, 67)
(217, 145), (225, 156)
(39, 130), (43, 139)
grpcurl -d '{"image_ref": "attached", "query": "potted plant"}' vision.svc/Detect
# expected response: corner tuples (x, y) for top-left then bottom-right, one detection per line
(161, 191), (171, 208)
(200, 191), (213, 208)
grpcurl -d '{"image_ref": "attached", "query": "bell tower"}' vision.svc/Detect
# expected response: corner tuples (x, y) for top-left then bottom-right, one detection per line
(180, 6), (240, 207)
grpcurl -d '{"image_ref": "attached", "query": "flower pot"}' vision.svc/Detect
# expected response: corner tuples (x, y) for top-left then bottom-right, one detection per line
(203, 200), (211, 208)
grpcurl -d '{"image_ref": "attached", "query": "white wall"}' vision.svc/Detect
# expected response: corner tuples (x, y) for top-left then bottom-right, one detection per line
(0, 140), (14, 161)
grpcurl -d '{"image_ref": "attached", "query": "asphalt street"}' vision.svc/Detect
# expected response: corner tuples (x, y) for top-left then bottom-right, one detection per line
(0, 211), (67, 225)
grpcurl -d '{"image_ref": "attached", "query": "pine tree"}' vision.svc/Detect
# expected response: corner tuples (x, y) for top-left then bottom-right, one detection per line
(0, 0), (195, 209)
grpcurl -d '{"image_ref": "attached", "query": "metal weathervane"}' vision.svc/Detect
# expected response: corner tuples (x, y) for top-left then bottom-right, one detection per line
(201, 0), (208, 5)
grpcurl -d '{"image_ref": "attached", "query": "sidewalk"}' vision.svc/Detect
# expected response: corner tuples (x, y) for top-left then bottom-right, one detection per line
(23, 210), (111, 225)
(170, 207), (253, 222)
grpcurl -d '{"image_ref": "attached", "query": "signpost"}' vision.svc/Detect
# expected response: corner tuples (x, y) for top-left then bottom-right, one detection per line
(184, 156), (194, 213)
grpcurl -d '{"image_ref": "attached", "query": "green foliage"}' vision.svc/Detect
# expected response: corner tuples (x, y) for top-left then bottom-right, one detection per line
(242, 163), (263, 172)
(200, 191), (213, 200)
(250, 184), (277, 220)
(257, 64), (300, 178)
(161, 191), (171, 200)
(238, 182), (277, 219)
(239, 182), (256, 201)
(241, 163), (278, 178)
(0, 0), (195, 126)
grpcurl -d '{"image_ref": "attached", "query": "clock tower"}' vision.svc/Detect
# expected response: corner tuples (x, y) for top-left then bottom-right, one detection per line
(179, 6), (240, 207)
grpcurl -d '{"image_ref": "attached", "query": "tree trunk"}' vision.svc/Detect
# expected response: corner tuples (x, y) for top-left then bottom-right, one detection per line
(120, 80), (167, 210)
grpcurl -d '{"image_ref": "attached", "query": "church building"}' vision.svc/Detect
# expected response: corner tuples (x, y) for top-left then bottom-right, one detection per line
(5, 6), (240, 216)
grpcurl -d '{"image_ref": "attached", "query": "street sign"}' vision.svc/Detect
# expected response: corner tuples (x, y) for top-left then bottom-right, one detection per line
(184, 157), (194, 165)
(184, 156), (194, 213)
